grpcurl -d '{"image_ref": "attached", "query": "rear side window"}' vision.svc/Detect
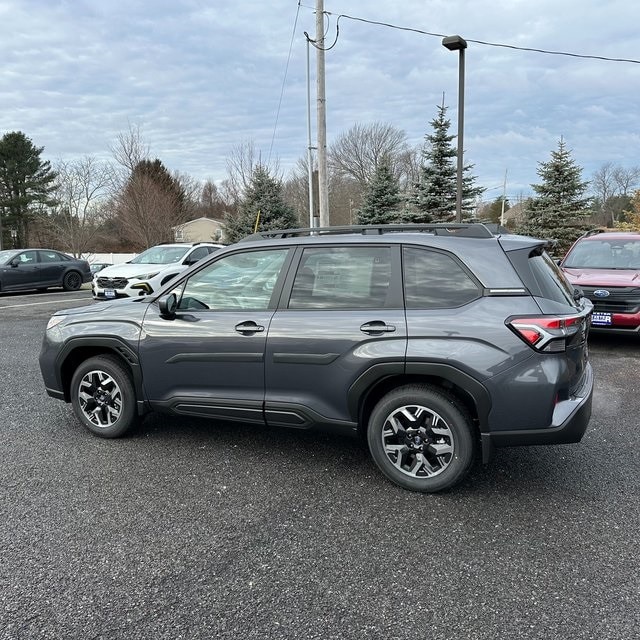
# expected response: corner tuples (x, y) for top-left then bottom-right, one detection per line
(288, 246), (392, 309)
(529, 251), (576, 306)
(403, 247), (480, 309)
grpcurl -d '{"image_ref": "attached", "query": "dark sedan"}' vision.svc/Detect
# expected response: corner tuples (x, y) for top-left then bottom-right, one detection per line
(0, 248), (92, 294)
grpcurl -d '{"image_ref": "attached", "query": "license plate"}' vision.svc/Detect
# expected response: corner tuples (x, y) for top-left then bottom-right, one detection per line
(591, 312), (612, 326)
(105, 289), (116, 299)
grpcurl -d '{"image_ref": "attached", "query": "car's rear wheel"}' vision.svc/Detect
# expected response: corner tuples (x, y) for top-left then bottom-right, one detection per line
(70, 355), (137, 438)
(62, 270), (82, 291)
(367, 384), (475, 492)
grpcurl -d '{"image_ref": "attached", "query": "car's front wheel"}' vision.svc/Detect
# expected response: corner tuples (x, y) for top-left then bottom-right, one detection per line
(367, 384), (475, 492)
(70, 355), (137, 438)
(62, 270), (82, 291)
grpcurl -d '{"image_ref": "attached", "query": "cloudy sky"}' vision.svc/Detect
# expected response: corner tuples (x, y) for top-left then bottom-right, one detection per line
(1, 0), (639, 203)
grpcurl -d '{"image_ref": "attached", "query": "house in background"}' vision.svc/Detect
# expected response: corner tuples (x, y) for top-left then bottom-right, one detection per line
(173, 217), (226, 243)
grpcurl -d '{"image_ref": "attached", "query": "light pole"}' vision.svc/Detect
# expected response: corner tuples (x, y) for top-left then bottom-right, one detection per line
(442, 35), (467, 223)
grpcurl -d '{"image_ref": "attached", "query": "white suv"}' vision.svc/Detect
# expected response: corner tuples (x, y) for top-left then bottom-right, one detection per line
(92, 243), (223, 300)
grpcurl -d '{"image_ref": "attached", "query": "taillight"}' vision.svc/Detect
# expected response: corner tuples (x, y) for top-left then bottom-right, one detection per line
(507, 314), (585, 352)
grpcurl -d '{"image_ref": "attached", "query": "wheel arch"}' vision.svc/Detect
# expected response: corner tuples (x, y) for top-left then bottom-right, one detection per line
(350, 363), (491, 440)
(57, 338), (146, 413)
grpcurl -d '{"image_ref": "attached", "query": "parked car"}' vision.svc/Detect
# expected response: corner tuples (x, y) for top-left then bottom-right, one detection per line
(92, 242), (223, 299)
(40, 224), (594, 492)
(0, 248), (92, 294)
(89, 262), (112, 275)
(560, 229), (640, 333)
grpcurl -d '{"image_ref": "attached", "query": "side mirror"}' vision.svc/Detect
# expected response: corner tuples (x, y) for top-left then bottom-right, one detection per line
(158, 293), (178, 319)
(10, 258), (19, 268)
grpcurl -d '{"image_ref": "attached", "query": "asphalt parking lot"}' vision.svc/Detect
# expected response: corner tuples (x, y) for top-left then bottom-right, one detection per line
(1, 289), (638, 640)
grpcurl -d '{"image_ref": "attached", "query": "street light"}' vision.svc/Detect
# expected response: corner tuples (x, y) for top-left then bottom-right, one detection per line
(442, 35), (467, 223)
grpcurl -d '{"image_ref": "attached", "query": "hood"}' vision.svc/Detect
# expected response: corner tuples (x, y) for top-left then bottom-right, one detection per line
(54, 297), (148, 318)
(562, 267), (640, 287)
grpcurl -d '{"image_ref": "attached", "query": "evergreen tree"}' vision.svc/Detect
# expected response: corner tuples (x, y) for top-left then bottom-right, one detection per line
(0, 131), (57, 248)
(521, 138), (592, 253)
(224, 165), (298, 243)
(356, 161), (403, 225)
(408, 103), (483, 223)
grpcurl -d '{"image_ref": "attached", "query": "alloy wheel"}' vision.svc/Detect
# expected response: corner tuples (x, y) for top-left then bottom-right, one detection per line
(77, 370), (123, 428)
(380, 404), (454, 478)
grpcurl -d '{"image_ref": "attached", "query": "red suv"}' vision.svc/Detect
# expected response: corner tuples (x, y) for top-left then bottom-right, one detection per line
(560, 230), (640, 333)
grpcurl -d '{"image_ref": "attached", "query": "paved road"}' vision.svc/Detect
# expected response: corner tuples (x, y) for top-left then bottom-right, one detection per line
(1, 290), (638, 639)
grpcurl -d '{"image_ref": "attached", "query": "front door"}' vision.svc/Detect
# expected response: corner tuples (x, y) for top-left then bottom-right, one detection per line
(139, 247), (292, 423)
(3, 250), (39, 290)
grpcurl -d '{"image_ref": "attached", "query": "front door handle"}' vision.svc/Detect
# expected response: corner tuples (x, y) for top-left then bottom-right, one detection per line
(235, 321), (265, 335)
(360, 321), (396, 334)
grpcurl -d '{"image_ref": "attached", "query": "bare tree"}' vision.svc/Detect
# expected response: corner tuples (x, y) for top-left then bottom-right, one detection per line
(592, 163), (640, 225)
(113, 159), (191, 250)
(328, 122), (409, 188)
(111, 124), (149, 175)
(613, 166), (640, 197)
(47, 156), (115, 256)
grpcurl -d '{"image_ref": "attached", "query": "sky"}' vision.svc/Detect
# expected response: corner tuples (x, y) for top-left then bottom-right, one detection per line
(1, 0), (639, 204)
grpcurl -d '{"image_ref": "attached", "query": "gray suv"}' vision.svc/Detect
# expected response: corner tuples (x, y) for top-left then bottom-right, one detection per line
(40, 224), (594, 492)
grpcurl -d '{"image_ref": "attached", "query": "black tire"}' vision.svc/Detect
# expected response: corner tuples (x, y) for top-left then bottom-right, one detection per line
(70, 355), (138, 438)
(367, 384), (475, 493)
(62, 270), (82, 291)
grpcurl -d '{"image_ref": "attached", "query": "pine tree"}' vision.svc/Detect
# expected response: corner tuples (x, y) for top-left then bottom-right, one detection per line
(356, 161), (403, 225)
(408, 103), (484, 223)
(0, 131), (57, 248)
(224, 165), (298, 243)
(521, 138), (592, 253)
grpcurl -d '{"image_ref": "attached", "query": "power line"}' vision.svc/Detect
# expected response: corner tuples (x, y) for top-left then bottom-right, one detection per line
(302, 8), (640, 65)
(268, 1), (302, 164)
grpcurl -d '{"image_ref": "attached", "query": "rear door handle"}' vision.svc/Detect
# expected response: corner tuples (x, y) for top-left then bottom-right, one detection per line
(235, 321), (265, 335)
(360, 321), (396, 334)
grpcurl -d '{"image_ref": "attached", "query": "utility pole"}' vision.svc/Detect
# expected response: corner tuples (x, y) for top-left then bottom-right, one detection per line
(305, 36), (316, 228)
(500, 169), (508, 227)
(316, 0), (329, 227)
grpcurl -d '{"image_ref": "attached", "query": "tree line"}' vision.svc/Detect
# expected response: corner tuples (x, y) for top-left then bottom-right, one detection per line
(1, 104), (639, 255)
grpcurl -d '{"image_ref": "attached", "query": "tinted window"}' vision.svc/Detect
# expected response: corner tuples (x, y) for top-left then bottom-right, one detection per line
(530, 251), (576, 306)
(187, 247), (209, 263)
(403, 247), (480, 309)
(177, 249), (289, 311)
(39, 250), (64, 263)
(288, 246), (391, 309)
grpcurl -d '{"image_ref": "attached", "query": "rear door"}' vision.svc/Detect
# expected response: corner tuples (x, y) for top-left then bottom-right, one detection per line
(264, 244), (407, 430)
(37, 250), (67, 286)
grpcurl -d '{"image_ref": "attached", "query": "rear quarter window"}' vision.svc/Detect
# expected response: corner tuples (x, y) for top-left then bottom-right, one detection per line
(528, 251), (576, 306)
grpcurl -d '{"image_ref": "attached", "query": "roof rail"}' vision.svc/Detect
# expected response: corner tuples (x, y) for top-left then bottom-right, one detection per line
(581, 228), (608, 238)
(241, 223), (494, 242)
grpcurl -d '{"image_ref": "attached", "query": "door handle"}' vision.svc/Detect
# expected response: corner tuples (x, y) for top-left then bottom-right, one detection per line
(360, 321), (396, 334)
(235, 321), (265, 335)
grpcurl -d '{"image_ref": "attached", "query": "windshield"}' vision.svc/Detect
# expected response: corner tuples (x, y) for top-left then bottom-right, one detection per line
(0, 250), (18, 264)
(563, 238), (640, 269)
(129, 246), (189, 265)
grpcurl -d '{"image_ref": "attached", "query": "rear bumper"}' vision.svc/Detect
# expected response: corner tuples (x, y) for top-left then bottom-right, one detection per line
(482, 362), (593, 460)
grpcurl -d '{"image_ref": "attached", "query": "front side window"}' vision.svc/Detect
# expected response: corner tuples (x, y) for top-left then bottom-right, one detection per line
(177, 249), (289, 311)
(288, 246), (392, 309)
(403, 247), (480, 309)
(14, 251), (38, 265)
